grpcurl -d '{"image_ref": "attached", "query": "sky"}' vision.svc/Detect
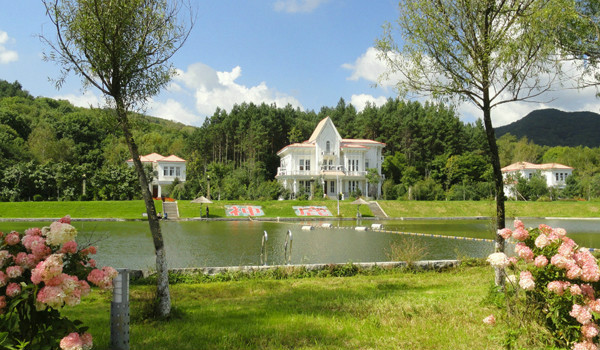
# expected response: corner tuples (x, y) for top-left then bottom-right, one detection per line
(1, 0), (600, 128)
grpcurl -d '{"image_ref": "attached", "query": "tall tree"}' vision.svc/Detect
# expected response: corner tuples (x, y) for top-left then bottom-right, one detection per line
(42, 0), (192, 316)
(377, 0), (567, 285)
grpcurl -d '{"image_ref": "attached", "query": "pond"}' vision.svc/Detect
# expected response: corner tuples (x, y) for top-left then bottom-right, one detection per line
(1, 218), (598, 270)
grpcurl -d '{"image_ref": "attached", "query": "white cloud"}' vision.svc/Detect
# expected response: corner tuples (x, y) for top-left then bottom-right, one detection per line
(149, 98), (200, 126)
(273, 0), (329, 13)
(342, 47), (398, 88)
(0, 30), (18, 64)
(54, 90), (103, 109)
(350, 94), (389, 112)
(174, 62), (303, 116)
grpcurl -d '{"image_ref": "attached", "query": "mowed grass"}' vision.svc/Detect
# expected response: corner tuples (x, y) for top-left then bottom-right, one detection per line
(62, 266), (504, 350)
(1, 199), (599, 220)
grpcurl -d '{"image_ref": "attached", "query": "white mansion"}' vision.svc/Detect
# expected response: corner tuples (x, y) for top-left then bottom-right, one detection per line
(126, 152), (186, 198)
(502, 161), (573, 199)
(276, 117), (385, 199)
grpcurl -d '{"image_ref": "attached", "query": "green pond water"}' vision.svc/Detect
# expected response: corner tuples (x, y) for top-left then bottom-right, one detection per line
(1, 219), (598, 269)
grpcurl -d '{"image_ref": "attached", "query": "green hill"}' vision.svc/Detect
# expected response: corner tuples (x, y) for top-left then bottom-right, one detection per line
(495, 108), (600, 147)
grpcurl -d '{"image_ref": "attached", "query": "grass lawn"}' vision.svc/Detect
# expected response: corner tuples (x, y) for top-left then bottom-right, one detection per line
(62, 266), (506, 350)
(1, 199), (599, 220)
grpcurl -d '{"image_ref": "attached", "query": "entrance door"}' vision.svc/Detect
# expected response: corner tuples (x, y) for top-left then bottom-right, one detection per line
(152, 185), (159, 198)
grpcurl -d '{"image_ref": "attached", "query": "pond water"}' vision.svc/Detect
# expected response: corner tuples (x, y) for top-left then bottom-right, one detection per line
(1, 218), (598, 270)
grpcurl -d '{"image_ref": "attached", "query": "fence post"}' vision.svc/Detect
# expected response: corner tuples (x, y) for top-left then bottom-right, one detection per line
(110, 269), (130, 350)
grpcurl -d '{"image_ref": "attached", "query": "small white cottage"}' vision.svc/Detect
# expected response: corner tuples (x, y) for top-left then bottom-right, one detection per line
(126, 153), (186, 198)
(502, 161), (573, 199)
(276, 117), (385, 199)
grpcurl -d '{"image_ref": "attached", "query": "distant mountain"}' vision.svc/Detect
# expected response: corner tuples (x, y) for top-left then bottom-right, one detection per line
(495, 108), (600, 147)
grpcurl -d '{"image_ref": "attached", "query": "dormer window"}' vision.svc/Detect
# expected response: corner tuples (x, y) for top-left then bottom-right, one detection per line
(326, 141), (331, 153)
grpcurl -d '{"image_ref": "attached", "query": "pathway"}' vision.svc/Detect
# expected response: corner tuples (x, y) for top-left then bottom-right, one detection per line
(368, 201), (388, 218)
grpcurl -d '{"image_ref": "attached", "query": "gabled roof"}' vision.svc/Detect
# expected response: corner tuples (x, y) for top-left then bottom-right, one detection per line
(307, 117), (342, 143)
(127, 153), (186, 163)
(502, 162), (573, 172)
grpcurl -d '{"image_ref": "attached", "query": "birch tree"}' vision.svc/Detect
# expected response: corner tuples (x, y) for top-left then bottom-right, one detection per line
(42, 0), (192, 316)
(377, 0), (570, 286)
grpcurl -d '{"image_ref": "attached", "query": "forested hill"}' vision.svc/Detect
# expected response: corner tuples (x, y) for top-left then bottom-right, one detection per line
(495, 109), (600, 147)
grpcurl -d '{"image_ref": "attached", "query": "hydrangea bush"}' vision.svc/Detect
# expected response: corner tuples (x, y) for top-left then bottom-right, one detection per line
(486, 220), (600, 350)
(0, 216), (117, 350)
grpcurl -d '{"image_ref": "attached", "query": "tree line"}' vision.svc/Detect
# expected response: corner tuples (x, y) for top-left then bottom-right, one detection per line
(1, 78), (599, 202)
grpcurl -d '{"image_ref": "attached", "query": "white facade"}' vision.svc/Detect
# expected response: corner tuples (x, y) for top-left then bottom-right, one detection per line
(502, 162), (573, 199)
(276, 117), (385, 199)
(126, 153), (186, 198)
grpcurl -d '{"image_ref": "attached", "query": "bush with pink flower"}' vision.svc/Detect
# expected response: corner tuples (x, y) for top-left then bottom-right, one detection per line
(0, 216), (116, 349)
(487, 220), (600, 349)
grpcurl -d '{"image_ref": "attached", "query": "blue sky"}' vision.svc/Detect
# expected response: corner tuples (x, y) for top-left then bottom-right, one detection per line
(1, 0), (599, 127)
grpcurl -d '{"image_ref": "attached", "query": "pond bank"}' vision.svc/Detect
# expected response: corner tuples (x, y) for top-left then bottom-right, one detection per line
(2, 215), (600, 222)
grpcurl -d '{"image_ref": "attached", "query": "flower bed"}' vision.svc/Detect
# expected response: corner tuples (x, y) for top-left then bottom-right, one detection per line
(0, 216), (115, 349)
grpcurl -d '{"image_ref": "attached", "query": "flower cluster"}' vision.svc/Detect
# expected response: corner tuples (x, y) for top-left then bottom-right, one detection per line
(0, 216), (116, 350)
(487, 220), (600, 349)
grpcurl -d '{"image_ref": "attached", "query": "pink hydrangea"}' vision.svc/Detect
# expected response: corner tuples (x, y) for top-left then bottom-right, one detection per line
(551, 254), (571, 269)
(87, 267), (118, 290)
(548, 280), (570, 295)
(45, 222), (77, 246)
(4, 231), (20, 246)
(6, 282), (21, 297)
(22, 234), (45, 252)
(497, 228), (512, 239)
(25, 227), (42, 236)
(0, 271), (7, 287)
(60, 241), (78, 254)
(88, 259), (96, 268)
(6, 265), (23, 279)
(582, 323), (600, 339)
(534, 255), (548, 268)
(58, 332), (93, 350)
(539, 224), (553, 235)
(581, 284), (595, 299)
(483, 314), (496, 325)
(0, 250), (9, 268)
(58, 215), (71, 224)
(59, 332), (82, 350)
(515, 243), (534, 262)
(570, 284), (583, 296)
(37, 286), (66, 309)
(567, 266), (583, 280)
(559, 239), (576, 257)
(519, 271), (535, 291)
(570, 304), (593, 325)
(588, 299), (600, 313)
(534, 234), (550, 249)
(514, 219), (525, 230)
(81, 246), (97, 255)
(573, 341), (598, 350)
(554, 227), (567, 238)
(512, 227), (529, 241)
(31, 254), (64, 285)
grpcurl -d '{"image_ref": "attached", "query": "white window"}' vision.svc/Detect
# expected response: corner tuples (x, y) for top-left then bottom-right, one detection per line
(560, 173), (564, 181)
(365, 161), (369, 169)
(163, 167), (168, 176)
(556, 173), (559, 181)
(176, 167), (181, 177)
(330, 181), (335, 193)
(349, 181), (358, 192)
(326, 141), (331, 153)
(300, 159), (310, 171)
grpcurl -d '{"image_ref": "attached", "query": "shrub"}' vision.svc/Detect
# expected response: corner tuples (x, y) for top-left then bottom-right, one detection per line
(486, 221), (600, 349)
(0, 216), (116, 349)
